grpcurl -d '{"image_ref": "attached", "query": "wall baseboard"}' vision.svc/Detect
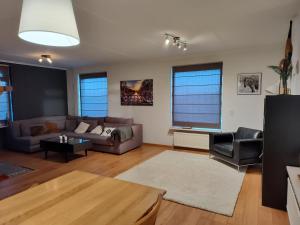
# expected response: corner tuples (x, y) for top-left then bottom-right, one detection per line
(143, 143), (173, 149)
(173, 146), (209, 152)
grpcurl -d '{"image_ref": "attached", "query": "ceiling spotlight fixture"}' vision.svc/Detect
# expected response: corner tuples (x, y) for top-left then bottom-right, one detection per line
(173, 37), (179, 46)
(18, 0), (80, 47)
(38, 55), (53, 64)
(164, 33), (187, 51)
(183, 43), (187, 51)
(165, 35), (170, 45)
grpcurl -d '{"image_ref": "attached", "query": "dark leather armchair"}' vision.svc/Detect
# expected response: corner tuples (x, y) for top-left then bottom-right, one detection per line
(209, 127), (263, 170)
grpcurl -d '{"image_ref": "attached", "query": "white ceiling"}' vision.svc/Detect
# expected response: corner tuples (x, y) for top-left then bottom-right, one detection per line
(0, 0), (299, 69)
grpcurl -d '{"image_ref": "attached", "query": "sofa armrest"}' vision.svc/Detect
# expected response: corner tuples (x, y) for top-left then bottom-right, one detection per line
(5, 136), (32, 151)
(131, 124), (143, 144)
(110, 124), (143, 145)
(233, 138), (263, 161)
(6, 125), (21, 139)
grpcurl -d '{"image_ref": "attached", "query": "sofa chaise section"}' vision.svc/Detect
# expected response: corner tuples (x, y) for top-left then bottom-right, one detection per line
(5, 116), (143, 154)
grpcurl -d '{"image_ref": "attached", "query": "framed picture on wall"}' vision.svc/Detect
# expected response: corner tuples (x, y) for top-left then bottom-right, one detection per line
(120, 79), (153, 105)
(237, 73), (262, 95)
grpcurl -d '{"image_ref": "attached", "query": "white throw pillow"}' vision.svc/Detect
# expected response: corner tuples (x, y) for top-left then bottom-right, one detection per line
(74, 122), (90, 134)
(90, 125), (103, 135)
(101, 127), (115, 136)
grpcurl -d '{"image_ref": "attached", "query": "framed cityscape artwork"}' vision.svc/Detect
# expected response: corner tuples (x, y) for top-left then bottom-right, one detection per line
(120, 79), (153, 106)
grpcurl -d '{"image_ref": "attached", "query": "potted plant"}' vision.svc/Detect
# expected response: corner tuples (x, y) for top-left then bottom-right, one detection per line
(268, 62), (293, 95)
(268, 20), (293, 95)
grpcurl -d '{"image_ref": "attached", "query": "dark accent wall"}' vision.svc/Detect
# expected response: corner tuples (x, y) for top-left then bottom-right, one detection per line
(0, 62), (67, 149)
(9, 64), (68, 120)
(0, 129), (4, 149)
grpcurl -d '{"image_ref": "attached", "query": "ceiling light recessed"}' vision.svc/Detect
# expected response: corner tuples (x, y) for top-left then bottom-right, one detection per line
(18, 0), (80, 47)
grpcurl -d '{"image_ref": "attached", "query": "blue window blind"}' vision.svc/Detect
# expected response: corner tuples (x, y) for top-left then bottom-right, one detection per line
(80, 72), (108, 117)
(0, 64), (11, 126)
(172, 62), (222, 129)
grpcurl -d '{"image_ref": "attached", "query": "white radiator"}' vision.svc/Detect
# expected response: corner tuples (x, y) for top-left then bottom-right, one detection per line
(173, 131), (209, 150)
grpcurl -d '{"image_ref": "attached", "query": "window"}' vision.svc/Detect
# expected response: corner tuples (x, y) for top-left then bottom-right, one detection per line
(79, 72), (108, 117)
(0, 64), (12, 127)
(172, 62), (222, 129)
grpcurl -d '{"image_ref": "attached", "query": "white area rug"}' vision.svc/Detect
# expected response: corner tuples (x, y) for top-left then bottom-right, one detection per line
(115, 150), (246, 216)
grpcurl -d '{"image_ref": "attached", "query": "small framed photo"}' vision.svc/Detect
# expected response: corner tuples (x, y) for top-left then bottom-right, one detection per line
(237, 73), (262, 95)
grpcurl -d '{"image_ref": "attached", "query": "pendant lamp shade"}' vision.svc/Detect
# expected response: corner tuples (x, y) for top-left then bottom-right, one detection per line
(18, 0), (80, 47)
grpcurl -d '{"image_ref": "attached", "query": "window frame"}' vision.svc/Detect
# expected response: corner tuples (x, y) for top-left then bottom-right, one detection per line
(172, 62), (223, 129)
(0, 64), (13, 127)
(79, 72), (108, 117)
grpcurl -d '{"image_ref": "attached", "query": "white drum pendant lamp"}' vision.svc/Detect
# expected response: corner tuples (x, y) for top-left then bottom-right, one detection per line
(18, 0), (80, 47)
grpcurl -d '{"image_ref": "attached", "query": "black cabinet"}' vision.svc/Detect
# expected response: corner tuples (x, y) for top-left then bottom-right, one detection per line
(262, 95), (300, 210)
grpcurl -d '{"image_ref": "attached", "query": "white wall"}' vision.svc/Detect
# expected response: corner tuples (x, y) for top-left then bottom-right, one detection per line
(291, 12), (300, 94)
(67, 46), (281, 145)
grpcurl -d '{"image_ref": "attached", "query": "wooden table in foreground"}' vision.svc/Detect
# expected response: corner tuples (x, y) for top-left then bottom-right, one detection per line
(0, 170), (166, 225)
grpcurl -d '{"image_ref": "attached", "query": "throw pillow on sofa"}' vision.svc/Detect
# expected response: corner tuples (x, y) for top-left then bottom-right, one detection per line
(30, 125), (46, 136)
(101, 127), (115, 137)
(45, 121), (60, 133)
(78, 119), (98, 132)
(90, 125), (103, 135)
(74, 122), (90, 134)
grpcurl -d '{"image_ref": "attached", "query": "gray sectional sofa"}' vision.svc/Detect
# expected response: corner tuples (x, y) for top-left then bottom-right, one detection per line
(5, 116), (143, 154)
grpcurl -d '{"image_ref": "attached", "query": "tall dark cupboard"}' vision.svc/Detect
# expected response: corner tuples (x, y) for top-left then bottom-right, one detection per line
(262, 95), (300, 210)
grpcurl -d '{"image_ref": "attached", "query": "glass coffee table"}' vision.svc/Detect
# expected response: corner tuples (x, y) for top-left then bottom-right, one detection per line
(40, 137), (92, 162)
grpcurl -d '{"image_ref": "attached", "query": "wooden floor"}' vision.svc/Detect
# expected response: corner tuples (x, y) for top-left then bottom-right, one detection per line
(0, 145), (289, 225)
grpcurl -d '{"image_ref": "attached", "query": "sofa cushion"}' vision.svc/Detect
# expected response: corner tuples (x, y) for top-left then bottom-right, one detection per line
(214, 143), (234, 158)
(74, 122), (90, 134)
(21, 123), (46, 137)
(66, 119), (78, 132)
(83, 117), (105, 125)
(30, 125), (46, 136)
(78, 119), (98, 132)
(101, 127), (116, 137)
(19, 133), (61, 145)
(104, 123), (130, 128)
(90, 125), (103, 135)
(104, 117), (133, 125)
(45, 121), (61, 133)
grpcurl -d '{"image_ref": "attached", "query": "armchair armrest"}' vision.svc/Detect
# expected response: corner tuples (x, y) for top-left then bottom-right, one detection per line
(233, 138), (263, 161)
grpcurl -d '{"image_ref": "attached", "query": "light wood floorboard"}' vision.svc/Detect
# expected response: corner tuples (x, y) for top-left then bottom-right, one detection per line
(0, 145), (289, 225)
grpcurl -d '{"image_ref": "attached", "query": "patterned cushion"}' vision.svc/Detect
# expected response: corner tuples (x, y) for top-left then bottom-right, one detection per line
(101, 127), (116, 137)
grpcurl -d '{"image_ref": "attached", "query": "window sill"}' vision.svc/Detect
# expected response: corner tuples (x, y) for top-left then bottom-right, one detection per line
(169, 126), (221, 135)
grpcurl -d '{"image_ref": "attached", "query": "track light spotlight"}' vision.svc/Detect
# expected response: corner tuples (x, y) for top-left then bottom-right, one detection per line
(38, 55), (53, 64)
(183, 43), (187, 51)
(163, 33), (188, 51)
(165, 35), (170, 45)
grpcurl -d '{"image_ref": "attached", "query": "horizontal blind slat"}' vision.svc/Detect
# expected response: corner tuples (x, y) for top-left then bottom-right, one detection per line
(80, 76), (108, 117)
(172, 62), (222, 129)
